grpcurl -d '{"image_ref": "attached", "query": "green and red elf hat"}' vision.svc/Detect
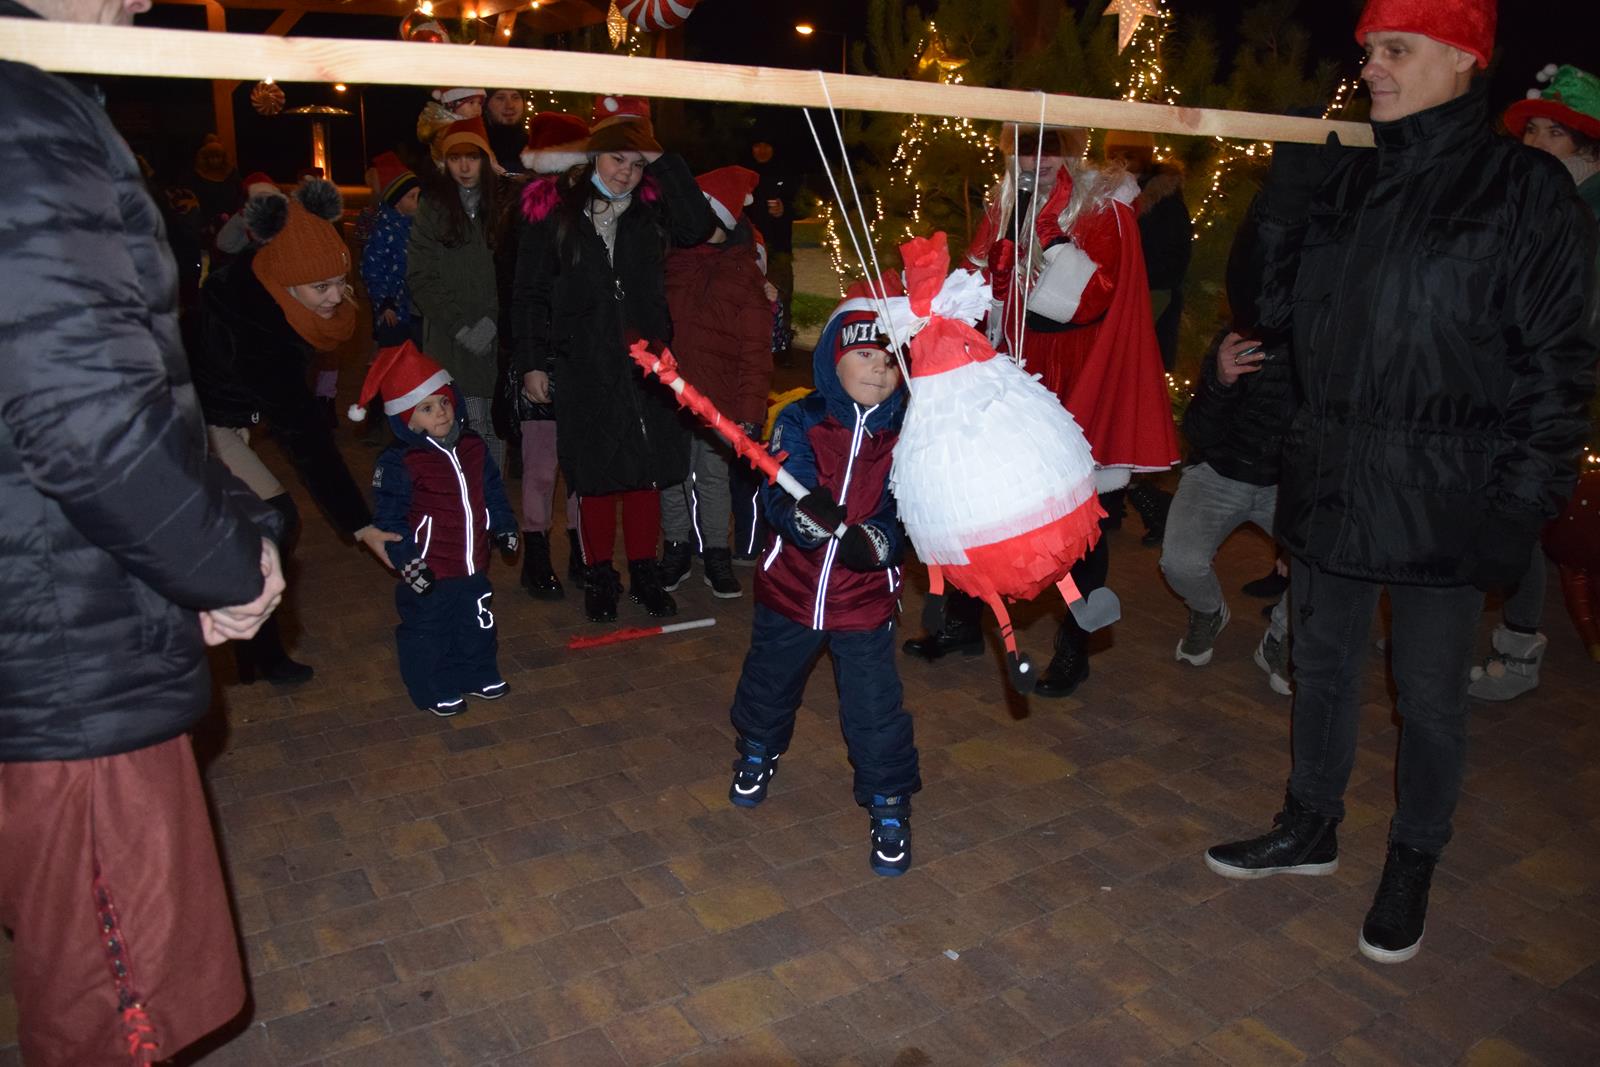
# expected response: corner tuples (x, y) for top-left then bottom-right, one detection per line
(1503, 65), (1600, 141)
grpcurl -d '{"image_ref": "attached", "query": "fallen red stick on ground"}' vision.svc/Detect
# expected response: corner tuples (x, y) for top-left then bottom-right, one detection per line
(566, 617), (717, 650)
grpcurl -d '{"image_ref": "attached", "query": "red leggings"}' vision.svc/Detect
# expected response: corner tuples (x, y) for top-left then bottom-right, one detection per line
(577, 489), (660, 566)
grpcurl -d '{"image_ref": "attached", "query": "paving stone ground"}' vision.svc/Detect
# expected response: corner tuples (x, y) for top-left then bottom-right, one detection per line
(3, 361), (1599, 1066)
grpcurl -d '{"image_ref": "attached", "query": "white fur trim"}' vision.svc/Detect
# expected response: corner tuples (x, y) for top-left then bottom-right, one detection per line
(1093, 466), (1131, 494)
(603, 96), (619, 112)
(347, 403), (368, 422)
(705, 193), (738, 231)
(383, 369), (453, 416)
(1026, 242), (1096, 323)
(521, 148), (587, 174)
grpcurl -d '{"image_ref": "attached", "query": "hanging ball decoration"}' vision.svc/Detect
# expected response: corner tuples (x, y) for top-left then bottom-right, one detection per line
(399, 13), (450, 44)
(617, 0), (703, 32)
(250, 80), (286, 116)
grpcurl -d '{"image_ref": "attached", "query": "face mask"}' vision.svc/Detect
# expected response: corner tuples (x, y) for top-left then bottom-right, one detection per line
(590, 169), (632, 202)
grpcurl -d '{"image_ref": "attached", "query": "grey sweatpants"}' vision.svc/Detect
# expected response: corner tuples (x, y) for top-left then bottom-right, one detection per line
(661, 433), (732, 551)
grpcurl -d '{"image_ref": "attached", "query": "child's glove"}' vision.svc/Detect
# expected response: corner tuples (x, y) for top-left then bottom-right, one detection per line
(455, 316), (497, 359)
(795, 488), (846, 542)
(494, 530), (520, 554)
(401, 558), (436, 595)
(837, 524), (891, 571)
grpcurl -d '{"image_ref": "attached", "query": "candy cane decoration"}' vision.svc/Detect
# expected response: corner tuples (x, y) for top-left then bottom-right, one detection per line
(628, 341), (847, 536)
(567, 616), (716, 650)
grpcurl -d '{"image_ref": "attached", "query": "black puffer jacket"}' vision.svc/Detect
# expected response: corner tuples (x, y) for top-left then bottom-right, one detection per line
(193, 251), (372, 532)
(1256, 84), (1599, 585)
(1181, 199), (1295, 487)
(0, 41), (279, 762)
(511, 155), (714, 496)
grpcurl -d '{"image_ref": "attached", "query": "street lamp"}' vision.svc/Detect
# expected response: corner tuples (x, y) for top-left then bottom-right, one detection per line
(794, 22), (847, 75)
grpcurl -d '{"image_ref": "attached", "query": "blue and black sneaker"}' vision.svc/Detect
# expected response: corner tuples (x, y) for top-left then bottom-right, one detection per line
(868, 794), (911, 877)
(728, 738), (780, 808)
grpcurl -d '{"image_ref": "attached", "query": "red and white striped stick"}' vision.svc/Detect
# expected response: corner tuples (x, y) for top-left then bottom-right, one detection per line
(566, 616), (717, 650)
(629, 341), (846, 535)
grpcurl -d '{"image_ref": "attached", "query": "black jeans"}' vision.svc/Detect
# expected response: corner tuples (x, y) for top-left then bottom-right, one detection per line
(1288, 559), (1483, 855)
(731, 604), (920, 805)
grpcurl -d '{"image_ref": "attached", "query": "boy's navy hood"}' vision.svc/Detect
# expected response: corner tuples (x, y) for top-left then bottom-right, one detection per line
(811, 296), (907, 434)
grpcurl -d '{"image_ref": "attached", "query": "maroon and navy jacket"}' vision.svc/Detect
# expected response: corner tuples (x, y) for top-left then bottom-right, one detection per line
(756, 300), (907, 631)
(370, 390), (517, 580)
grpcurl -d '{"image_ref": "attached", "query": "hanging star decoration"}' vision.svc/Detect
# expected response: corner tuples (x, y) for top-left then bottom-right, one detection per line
(606, 0), (628, 47)
(1104, 0), (1160, 53)
(916, 33), (968, 78)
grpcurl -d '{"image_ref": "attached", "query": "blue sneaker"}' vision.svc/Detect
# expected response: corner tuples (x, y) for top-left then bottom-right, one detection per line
(868, 795), (912, 876)
(467, 680), (508, 700)
(728, 738), (780, 808)
(426, 696), (465, 718)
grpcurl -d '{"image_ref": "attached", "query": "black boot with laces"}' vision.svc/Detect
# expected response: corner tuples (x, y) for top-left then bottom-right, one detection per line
(1032, 620), (1089, 699)
(1205, 792), (1339, 879)
(702, 548), (742, 599)
(868, 794), (912, 877)
(1359, 842), (1437, 964)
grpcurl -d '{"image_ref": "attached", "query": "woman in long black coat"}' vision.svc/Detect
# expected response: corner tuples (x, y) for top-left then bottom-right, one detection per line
(511, 99), (712, 622)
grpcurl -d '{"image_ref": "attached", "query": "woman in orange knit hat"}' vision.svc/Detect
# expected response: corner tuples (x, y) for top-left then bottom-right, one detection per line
(191, 180), (400, 684)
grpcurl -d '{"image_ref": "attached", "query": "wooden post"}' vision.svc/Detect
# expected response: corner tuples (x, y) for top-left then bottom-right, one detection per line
(203, 1), (236, 163)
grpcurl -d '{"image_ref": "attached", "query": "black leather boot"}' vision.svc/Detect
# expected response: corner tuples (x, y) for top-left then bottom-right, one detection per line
(1204, 792), (1340, 879)
(566, 528), (585, 581)
(902, 614), (983, 661)
(583, 562), (622, 623)
(520, 531), (564, 600)
(236, 615), (314, 686)
(628, 558), (677, 618)
(1032, 620), (1089, 699)
(1127, 482), (1172, 547)
(1359, 842), (1437, 963)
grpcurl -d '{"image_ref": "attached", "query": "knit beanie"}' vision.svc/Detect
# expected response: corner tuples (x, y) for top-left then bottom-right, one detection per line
(372, 151), (420, 206)
(248, 180), (357, 351)
(1354, 0), (1496, 70)
(253, 199), (350, 286)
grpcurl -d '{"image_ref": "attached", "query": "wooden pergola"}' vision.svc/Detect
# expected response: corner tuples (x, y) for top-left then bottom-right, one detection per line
(154, 0), (616, 161)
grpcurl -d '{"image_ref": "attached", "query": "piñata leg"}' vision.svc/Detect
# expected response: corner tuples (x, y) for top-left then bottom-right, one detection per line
(981, 593), (1035, 695)
(1559, 564), (1600, 662)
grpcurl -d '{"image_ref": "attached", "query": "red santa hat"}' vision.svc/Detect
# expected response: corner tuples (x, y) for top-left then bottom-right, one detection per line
(751, 226), (768, 275)
(1354, 0), (1496, 70)
(434, 87), (486, 106)
(696, 166), (759, 232)
(241, 170), (277, 192)
(521, 111), (591, 174)
(349, 341), (454, 424)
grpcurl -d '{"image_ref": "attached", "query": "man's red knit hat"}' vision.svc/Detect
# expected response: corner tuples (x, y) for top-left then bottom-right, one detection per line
(349, 341), (453, 424)
(1354, 0), (1496, 70)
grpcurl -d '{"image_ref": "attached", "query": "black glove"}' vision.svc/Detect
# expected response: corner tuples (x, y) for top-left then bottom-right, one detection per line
(837, 524), (889, 571)
(795, 488), (846, 541)
(1462, 512), (1543, 593)
(737, 421), (764, 441)
(401, 558), (436, 595)
(494, 530), (520, 554)
(1261, 131), (1347, 220)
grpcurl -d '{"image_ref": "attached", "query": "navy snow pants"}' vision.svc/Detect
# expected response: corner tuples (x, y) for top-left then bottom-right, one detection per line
(395, 572), (502, 709)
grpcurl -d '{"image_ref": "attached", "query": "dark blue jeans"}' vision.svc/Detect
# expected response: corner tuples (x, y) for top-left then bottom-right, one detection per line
(1288, 559), (1483, 855)
(730, 604), (920, 805)
(394, 572), (502, 708)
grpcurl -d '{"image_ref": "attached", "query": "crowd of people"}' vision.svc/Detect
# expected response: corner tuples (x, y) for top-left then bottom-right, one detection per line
(2, 0), (1598, 1060)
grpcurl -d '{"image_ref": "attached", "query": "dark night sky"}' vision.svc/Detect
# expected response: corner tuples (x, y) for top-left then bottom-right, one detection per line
(121, 0), (1593, 183)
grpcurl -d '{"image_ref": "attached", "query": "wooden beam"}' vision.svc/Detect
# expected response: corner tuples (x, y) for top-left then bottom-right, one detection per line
(0, 22), (1375, 147)
(202, 1), (237, 163)
(263, 8), (304, 36)
(158, 0), (412, 14)
(493, 11), (517, 46)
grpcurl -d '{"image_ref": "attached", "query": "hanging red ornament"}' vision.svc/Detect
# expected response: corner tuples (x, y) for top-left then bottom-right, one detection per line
(617, 0), (703, 32)
(250, 80), (286, 116)
(399, 12), (450, 44)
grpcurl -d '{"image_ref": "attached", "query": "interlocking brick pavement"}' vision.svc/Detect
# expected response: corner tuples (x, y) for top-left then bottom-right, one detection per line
(3, 389), (1599, 1066)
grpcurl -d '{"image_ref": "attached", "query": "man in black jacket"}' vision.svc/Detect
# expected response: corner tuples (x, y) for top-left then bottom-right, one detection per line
(0, 0), (287, 1058)
(1205, 0), (1599, 965)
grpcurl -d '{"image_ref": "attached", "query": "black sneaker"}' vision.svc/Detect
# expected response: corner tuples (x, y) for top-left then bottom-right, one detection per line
(1254, 632), (1293, 696)
(659, 540), (694, 592)
(628, 559), (677, 618)
(1241, 569), (1290, 599)
(583, 562), (622, 623)
(868, 795), (912, 876)
(467, 681), (508, 700)
(426, 696), (466, 717)
(728, 738), (780, 807)
(1204, 792), (1339, 879)
(702, 548), (742, 599)
(1176, 603), (1229, 666)
(1359, 842), (1437, 964)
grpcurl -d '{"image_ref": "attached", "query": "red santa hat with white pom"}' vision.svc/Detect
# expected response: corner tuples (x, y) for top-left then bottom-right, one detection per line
(348, 341), (453, 424)
(696, 166), (760, 232)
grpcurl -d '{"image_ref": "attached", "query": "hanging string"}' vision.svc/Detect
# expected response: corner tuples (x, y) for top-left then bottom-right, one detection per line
(804, 71), (915, 393)
(1014, 91), (1049, 371)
